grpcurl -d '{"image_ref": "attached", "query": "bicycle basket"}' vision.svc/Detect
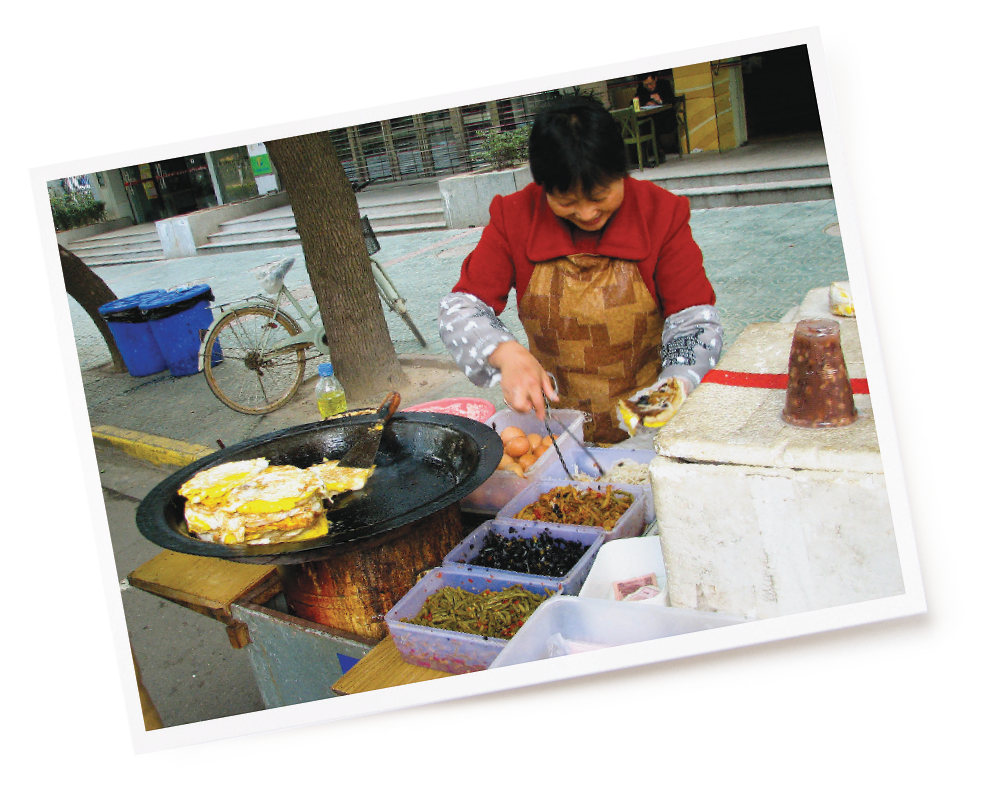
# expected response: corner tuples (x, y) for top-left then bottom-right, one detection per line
(361, 215), (381, 256)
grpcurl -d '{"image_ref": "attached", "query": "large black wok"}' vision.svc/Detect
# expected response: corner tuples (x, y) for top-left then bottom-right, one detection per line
(136, 411), (501, 565)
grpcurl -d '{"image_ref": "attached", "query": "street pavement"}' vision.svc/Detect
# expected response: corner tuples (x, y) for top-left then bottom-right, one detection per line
(70, 197), (850, 729)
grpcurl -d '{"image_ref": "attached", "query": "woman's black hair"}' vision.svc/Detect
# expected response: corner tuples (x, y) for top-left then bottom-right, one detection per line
(528, 94), (627, 195)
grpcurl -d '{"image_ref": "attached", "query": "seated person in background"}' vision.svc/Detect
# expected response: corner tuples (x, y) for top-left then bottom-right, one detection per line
(635, 72), (672, 106)
(635, 72), (678, 159)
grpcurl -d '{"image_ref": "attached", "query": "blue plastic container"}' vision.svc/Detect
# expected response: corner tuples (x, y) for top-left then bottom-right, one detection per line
(97, 290), (168, 377)
(141, 285), (218, 377)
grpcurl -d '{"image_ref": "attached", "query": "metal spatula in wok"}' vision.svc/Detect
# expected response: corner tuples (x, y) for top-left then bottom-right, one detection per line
(338, 391), (401, 468)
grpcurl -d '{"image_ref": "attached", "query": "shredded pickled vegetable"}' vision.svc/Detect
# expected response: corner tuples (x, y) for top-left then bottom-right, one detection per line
(513, 484), (634, 530)
(403, 584), (551, 639)
(573, 459), (650, 486)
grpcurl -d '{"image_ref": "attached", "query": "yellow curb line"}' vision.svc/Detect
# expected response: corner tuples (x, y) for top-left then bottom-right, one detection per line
(92, 425), (215, 468)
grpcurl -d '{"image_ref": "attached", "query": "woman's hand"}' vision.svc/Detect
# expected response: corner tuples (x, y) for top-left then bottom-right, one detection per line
(490, 341), (559, 420)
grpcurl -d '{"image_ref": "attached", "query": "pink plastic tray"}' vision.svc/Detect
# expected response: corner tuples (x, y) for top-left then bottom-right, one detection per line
(402, 397), (497, 422)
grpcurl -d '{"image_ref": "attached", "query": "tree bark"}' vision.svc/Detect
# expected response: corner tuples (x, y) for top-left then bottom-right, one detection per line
(59, 244), (127, 373)
(265, 133), (408, 404)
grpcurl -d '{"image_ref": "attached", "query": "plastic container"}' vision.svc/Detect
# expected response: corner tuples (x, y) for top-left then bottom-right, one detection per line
(578, 537), (668, 605)
(498, 480), (647, 543)
(140, 284), (218, 377)
(384, 565), (559, 674)
(97, 290), (168, 377)
(782, 318), (858, 428)
(489, 595), (746, 668)
(544, 446), (656, 522)
(402, 398), (496, 422)
(442, 519), (605, 595)
(461, 408), (586, 515)
(315, 362), (348, 419)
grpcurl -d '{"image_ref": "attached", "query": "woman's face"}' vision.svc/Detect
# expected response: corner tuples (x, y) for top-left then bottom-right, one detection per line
(546, 178), (625, 232)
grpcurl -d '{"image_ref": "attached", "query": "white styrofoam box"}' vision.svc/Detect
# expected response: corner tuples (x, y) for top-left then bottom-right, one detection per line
(489, 595), (745, 668)
(544, 446), (656, 522)
(461, 408), (585, 515)
(652, 321), (904, 620)
(578, 536), (668, 605)
(498, 480), (646, 542)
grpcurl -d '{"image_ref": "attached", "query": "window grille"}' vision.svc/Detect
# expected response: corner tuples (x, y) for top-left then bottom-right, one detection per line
(328, 90), (560, 186)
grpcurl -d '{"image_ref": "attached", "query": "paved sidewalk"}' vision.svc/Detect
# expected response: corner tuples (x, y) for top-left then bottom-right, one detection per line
(70, 198), (848, 449)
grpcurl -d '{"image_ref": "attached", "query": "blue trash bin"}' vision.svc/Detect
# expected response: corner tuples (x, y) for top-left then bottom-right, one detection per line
(98, 290), (169, 377)
(140, 285), (220, 377)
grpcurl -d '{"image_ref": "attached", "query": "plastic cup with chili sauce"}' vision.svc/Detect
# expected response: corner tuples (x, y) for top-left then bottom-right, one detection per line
(781, 318), (858, 428)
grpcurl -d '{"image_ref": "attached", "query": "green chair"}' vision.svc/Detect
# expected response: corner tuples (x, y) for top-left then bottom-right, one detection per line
(672, 94), (691, 155)
(611, 107), (659, 171)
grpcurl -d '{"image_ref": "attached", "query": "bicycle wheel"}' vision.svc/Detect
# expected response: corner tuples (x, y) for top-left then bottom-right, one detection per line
(202, 305), (307, 415)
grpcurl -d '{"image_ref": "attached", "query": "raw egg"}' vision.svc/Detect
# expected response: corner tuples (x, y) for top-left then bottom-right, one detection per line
(500, 426), (525, 444)
(504, 435), (531, 458)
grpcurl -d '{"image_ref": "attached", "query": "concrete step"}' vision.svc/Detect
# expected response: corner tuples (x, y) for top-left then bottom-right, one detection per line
(676, 178), (833, 209)
(84, 248), (167, 266)
(366, 207), (446, 229)
(201, 197), (448, 252)
(197, 235), (302, 255)
(68, 225), (165, 266)
(69, 237), (163, 255)
(646, 164), (829, 192)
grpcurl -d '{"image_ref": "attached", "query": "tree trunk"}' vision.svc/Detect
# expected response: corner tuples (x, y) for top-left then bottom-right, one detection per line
(59, 244), (127, 373)
(265, 133), (408, 404)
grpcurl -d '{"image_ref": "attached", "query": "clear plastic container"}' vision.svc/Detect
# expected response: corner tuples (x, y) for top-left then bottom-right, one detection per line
(498, 480), (647, 543)
(442, 519), (605, 595)
(544, 447), (656, 522)
(384, 565), (560, 674)
(460, 408), (585, 515)
(782, 319), (857, 428)
(315, 362), (347, 419)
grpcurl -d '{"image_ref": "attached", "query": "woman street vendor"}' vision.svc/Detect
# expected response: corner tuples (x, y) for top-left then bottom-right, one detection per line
(438, 95), (723, 443)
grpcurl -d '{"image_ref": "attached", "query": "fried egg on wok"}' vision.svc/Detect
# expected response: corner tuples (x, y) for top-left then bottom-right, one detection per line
(179, 457), (374, 546)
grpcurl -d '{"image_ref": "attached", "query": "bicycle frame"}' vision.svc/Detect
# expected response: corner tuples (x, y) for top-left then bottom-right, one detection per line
(197, 284), (330, 374)
(198, 248), (426, 374)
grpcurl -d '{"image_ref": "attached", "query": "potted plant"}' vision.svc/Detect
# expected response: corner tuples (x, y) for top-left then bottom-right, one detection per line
(440, 124), (535, 229)
(477, 125), (531, 171)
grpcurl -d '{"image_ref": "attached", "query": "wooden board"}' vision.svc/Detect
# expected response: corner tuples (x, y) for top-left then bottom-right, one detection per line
(128, 550), (280, 622)
(331, 636), (450, 695)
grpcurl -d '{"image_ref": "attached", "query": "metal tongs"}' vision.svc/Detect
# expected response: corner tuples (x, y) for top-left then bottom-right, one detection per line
(543, 373), (604, 481)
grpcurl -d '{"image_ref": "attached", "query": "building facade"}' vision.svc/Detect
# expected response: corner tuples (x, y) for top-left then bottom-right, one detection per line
(50, 46), (819, 231)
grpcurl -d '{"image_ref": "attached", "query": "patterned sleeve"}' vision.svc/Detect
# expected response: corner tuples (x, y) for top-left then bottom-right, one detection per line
(437, 291), (518, 388)
(657, 304), (724, 392)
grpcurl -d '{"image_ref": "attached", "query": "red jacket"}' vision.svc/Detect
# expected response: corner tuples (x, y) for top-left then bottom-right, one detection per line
(452, 176), (715, 316)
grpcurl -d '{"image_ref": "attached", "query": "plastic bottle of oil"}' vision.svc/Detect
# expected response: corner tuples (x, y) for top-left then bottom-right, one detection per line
(316, 362), (347, 419)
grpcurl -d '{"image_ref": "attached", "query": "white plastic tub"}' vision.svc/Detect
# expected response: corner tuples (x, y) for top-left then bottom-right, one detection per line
(489, 595), (745, 668)
(578, 536), (669, 605)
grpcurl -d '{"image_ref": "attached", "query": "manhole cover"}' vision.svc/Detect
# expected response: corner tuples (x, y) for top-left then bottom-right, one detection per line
(824, 223), (841, 237)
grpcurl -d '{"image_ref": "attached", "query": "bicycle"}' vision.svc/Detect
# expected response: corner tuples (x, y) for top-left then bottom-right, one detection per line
(198, 215), (427, 415)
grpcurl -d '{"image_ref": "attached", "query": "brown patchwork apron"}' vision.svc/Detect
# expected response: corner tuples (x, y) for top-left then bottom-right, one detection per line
(518, 253), (665, 443)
